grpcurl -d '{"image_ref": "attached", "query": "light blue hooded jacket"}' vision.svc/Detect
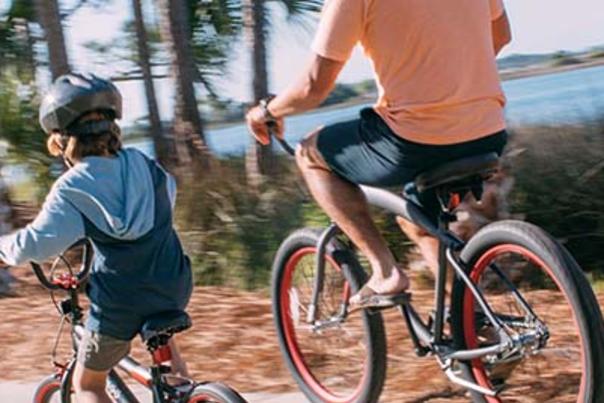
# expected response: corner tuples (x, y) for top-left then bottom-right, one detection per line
(0, 148), (192, 340)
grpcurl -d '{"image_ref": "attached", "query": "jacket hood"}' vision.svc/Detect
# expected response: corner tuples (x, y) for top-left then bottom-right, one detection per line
(55, 148), (155, 240)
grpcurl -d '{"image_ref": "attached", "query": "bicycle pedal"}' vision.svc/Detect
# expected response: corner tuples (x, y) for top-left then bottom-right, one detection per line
(391, 292), (412, 305)
(366, 293), (412, 313)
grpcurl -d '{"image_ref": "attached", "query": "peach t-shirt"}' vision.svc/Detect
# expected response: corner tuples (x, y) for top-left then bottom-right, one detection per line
(312, 0), (507, 145)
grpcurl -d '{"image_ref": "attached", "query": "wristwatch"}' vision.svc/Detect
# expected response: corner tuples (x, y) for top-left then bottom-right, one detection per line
(259, 95), (277, 124)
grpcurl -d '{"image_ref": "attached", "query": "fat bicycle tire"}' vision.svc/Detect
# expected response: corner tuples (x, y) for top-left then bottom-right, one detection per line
(272, 228), (387, 403)
(187, 382), (247, 403)
(32, 374), (62, 403)
(450, 220), (604, 402)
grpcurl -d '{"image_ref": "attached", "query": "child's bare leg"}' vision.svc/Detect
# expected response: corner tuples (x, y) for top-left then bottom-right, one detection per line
(169, 337), (189, 377)
(73, 362), (112, 403)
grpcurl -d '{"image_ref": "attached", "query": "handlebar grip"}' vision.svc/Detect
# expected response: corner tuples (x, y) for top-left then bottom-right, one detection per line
(31, 262), (62, 290)
(29, 239), (93, 291)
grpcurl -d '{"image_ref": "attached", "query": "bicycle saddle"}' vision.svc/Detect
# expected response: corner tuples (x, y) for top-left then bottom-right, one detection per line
(140, 310), (192, 343)
(414, 152), (499, 193)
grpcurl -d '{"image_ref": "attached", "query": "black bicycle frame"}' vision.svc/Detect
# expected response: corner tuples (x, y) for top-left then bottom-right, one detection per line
(305, 185), (517, 355)
(271, 133), (544, 396)
(300, 184), (528, 397)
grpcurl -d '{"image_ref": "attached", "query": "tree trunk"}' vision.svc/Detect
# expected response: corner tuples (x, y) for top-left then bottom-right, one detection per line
(157, 0), (209, 166)
(131, 0), (176, 166)
(243, 0), (274, 182)
(35, 0), (70, 79)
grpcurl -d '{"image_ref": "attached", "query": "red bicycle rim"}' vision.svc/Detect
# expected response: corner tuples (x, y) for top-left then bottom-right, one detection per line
(188, 395), (216, 403)
(34, 381), (60, 403)
(280, 247), (368, 403)
(462, 244), (587, 403)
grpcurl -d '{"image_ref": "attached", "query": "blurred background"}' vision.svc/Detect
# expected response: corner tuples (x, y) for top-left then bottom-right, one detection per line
(1, 0), (603, 289)
(0, 0), (604, 399)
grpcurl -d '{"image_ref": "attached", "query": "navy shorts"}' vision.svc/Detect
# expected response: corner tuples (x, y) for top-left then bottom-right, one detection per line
(316, 108), (507, 214)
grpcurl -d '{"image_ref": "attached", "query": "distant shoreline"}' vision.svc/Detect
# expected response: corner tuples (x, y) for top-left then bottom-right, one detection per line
(125, 58), (604, 136)
(303, 59), (604, 116)
(499, 58), (604, 81)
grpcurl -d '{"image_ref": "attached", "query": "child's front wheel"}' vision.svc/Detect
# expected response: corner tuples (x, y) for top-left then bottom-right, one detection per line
(32, 375), (66, 403)
(187, 382), (247, 403)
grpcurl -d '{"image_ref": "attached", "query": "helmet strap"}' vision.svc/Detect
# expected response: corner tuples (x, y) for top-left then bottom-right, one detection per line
(55, 134), (74, 168)
(61, 153), (74, 169)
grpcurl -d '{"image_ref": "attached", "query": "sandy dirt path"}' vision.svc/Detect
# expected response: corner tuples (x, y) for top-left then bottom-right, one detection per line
(1, 267), (602, 402)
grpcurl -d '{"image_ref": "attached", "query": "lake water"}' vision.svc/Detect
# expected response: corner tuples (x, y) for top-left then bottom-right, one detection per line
(131, 64), (604, 157)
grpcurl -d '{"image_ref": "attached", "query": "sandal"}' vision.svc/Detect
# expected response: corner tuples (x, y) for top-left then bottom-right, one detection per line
(349, 284), (411, 311)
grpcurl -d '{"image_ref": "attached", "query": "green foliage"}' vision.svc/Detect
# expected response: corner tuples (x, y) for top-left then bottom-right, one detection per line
(170, 154), (413, 289)
(276, 0), (322, 15)
(0, 74), (54, 200)
(550, 51), (582, 67)
(173, 158), (308, 289)
(189, 0), (242, 98)
(507, 122), (604, 273)
(0, 15), (36, 83)
(6, 0), (35, 21)
(588, 50), (604, 59)
(352, 79), (377, 95)
(319, 80), (377, 107)
(321, 83), (360, 107)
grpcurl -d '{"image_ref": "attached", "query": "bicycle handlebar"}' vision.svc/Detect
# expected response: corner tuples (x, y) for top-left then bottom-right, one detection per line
(267, 122), (296, 157)
(30, 239), (93, 291)
(276, 137), (295, 156)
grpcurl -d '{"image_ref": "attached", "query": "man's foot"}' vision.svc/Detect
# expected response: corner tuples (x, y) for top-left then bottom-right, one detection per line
(349, 266), (410, 310)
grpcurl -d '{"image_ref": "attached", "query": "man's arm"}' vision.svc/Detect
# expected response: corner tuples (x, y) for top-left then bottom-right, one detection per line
(246, 0), (363, 145)
(492, 11), (512, 56)
(246, 54), (345, 145)
(268, 54), (345, 118)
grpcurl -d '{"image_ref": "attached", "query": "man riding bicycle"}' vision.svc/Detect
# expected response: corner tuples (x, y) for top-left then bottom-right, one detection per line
(247, 0), (512, 309)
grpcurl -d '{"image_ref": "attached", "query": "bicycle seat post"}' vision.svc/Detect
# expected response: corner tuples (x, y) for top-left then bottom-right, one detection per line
(148, 334), (173, 367)
(433, 193), (453, 345)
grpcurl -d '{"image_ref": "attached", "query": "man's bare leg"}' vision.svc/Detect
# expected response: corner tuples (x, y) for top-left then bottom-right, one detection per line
(296, 131), (409, 298)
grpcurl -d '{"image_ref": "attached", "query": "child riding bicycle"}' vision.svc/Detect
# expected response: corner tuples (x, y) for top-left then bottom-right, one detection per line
(0, 73), (192, 403)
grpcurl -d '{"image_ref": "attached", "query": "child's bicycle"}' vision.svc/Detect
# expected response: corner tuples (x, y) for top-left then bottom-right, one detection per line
(270, 136), (604, 402)
(28, 240), (246, 403)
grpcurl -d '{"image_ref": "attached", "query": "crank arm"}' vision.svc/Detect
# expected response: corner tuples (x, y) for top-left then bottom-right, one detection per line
(444, 364), (499, 397)
(443, 340), (511, 362)
(312, 314), (347, 332)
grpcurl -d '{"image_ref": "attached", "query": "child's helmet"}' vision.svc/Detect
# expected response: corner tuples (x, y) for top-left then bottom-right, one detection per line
(39, 73), (122, 135)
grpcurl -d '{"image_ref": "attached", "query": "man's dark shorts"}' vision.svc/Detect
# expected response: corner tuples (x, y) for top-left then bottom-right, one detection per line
(316, 108), (507, 215)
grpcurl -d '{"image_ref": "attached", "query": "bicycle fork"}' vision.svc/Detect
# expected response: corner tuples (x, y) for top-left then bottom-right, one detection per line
(307, 223), (341, 324)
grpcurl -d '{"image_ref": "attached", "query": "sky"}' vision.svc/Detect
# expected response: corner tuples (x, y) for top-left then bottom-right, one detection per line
(2, 0), (604, 125)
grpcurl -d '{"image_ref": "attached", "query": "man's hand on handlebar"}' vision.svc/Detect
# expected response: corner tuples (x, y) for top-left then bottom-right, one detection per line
(246, 104), (284, 146)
